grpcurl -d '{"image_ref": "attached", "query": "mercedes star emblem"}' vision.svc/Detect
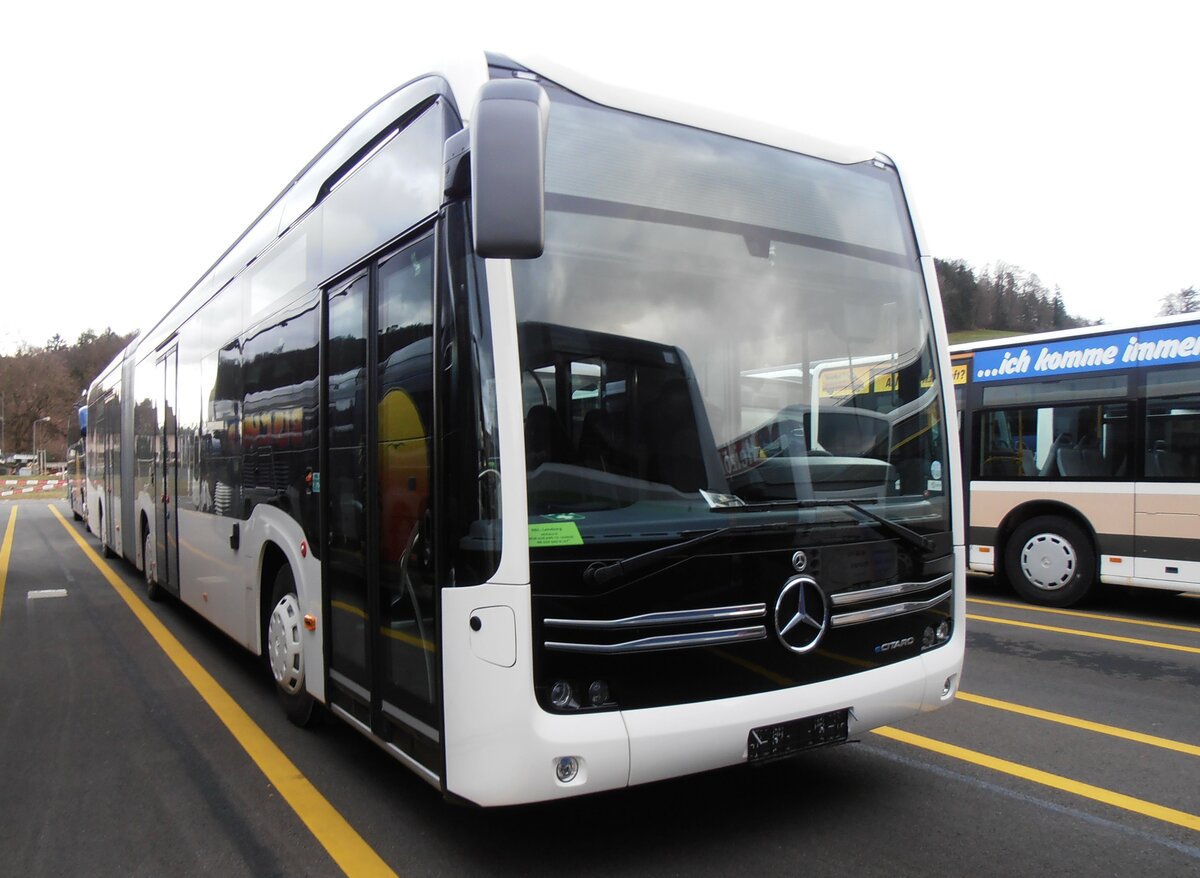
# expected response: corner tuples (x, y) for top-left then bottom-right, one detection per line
(774, 575), (828, 654)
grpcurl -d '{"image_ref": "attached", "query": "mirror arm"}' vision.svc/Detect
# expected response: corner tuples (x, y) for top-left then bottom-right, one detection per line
(443, 129), (471, 199)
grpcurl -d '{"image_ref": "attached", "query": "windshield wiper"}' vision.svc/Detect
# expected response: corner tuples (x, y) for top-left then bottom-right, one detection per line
(583, 527), (733, 588)
(710, 496), (936, 554)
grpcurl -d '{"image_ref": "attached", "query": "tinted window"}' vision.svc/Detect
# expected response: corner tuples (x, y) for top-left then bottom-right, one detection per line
(977, 402), (1130, 479)
(1145, 368), (1200, 479)
(241, 293), (319, 524)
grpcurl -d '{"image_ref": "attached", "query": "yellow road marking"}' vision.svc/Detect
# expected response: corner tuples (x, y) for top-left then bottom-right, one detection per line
(0, 506), (17, 627)
(967, 613), (1200, 654)
(331, 599), (367, 619)
(332, 600), (437, 652)
(49, 505), (396, 877)
(968, 596), (1200, 635)
(380, 626), (437, 651)
(957, 692), (1200, 757)
(873, 726), (1200, 832)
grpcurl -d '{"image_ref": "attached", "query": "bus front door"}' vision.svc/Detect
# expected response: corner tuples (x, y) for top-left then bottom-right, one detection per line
(323, 233), (439, 771)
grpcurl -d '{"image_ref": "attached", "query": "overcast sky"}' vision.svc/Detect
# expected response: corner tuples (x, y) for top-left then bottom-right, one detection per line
(1, 1), (1195, 354)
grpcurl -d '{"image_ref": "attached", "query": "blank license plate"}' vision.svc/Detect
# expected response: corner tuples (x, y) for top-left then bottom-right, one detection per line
(747, 709), (849, 763)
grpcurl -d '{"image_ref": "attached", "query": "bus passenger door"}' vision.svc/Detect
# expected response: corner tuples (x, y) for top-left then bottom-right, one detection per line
(156, 346), (180, 596)
(374, 234), (438, 761)
(323, 233), (438, 769)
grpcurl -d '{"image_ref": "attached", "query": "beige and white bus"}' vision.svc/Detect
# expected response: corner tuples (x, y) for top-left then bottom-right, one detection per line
(951, 314), (1200, 606)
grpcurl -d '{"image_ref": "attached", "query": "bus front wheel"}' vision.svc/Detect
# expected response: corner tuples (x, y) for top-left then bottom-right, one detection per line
(266, 564), (318, 727)
(1005, 516), (1095, 607)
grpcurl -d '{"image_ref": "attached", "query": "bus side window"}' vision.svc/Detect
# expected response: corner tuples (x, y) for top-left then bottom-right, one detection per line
(1145, 393), (1200, 479)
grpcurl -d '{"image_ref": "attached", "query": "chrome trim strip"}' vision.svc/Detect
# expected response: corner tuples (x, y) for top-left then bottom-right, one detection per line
(384, 742), (442, 789)
(330, 668), (371, 702)
(545, 625), (766, 654)
(830, 589), (953, 628)
(330, 703), (372, 734)
(330, 705), (441, 789)
(381, 700), (441, 744)
(830, 573), (953, 607)
(544, 603), (765, 630)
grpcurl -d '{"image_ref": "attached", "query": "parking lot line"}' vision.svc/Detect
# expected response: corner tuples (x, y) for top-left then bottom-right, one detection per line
(958, 692), (1200, 757)
(967, 613), (1200, 654)
(48, 505), (397, 878)
(873, 726), (1200, 833)
(967, 597), (1200, 635)
(0, 506), (15, 627)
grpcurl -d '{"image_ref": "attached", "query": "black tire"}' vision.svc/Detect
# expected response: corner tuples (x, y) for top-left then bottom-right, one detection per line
(265, 564), (319, 727)
(1005, 516), (1095, 607)
(144, 529), (162, 602)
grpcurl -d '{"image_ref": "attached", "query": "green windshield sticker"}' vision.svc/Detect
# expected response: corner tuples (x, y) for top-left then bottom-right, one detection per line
(528, 522), (584, 547)
(541, 512), (585, 522)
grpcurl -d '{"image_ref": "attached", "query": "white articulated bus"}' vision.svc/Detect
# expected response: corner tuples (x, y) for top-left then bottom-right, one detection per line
(951, 313), (1200, 606)
(85, 51), (963, 806)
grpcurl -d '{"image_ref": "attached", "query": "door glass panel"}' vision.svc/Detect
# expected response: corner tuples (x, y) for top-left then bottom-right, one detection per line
(377, 237), (436, 710)
(327, 274), (370, 686)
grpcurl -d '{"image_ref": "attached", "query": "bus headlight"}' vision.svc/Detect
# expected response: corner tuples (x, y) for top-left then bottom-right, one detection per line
(550, 680), (575, 709)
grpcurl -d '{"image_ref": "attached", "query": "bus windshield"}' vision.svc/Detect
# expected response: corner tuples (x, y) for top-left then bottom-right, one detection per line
(512, 89), (948, 543)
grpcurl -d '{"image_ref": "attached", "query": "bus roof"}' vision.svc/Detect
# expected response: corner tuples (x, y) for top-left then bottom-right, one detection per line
(509, 53), (876, 166)
(949, 310), (1200, 355)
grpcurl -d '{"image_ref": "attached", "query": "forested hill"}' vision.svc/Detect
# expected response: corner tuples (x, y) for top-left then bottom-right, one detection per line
(0, 329), (136, 464)
(935, 258), (1098, 336)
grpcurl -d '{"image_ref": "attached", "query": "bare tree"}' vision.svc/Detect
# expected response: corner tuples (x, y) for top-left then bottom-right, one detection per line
(1158, 286), (1199, 316)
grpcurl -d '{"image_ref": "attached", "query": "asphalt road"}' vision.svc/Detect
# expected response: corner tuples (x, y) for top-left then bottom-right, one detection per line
(1, 500), (1197, 876)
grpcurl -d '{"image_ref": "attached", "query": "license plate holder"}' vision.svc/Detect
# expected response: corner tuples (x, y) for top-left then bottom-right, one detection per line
(747, 708), (850, 763)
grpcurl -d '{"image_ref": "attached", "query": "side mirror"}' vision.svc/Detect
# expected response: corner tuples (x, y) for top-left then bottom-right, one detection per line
(470, 79), (550, 259)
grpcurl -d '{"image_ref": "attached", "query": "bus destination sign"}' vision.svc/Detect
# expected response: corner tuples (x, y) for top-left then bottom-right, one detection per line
(971, 322), (1200, 382)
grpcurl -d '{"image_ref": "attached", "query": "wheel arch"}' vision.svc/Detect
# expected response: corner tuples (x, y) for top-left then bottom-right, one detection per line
(242, 506), (326, 706)
(995, 499), (1098, 580)
(258, 540), (290, 655)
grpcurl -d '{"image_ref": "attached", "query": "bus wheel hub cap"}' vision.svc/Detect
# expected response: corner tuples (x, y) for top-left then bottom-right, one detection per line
(268, 594), (304, 693)
(1020, 533), (1076, 590)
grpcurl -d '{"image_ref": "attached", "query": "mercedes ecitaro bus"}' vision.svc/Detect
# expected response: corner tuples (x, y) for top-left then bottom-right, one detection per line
(85, 51), (964, 806)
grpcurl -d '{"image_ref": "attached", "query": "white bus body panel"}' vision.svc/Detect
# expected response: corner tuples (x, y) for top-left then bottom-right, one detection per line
(176, 507), (246, 639)
(442, 583), (630, 807)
